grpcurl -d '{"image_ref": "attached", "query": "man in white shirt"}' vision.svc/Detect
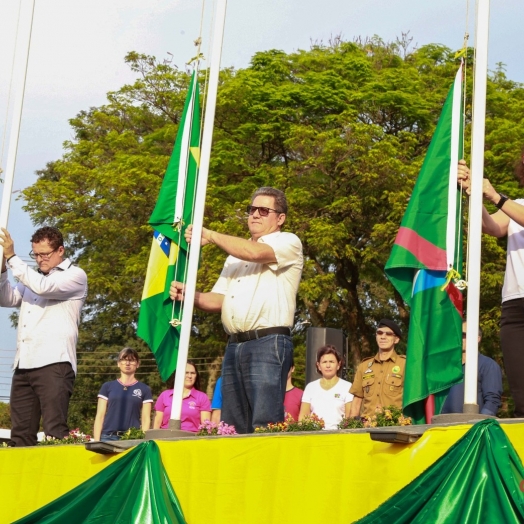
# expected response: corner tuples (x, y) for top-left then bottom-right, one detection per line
(0, 226), (88, 446)
(170, 187), (303, 433)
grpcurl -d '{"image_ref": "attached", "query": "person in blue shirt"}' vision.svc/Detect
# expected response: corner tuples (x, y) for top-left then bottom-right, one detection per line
(441, 321), (502, 416)
(211, 377), (223, 424)
(93, 347), (153, 441)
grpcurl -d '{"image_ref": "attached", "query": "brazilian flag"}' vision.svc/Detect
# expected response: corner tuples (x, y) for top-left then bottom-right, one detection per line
(137, 72), (200, 381)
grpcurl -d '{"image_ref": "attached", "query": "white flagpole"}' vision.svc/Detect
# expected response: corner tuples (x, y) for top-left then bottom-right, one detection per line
(464, 0), (490, 412)
(0, 0), (35, 257)
(168, 0), (228, 428)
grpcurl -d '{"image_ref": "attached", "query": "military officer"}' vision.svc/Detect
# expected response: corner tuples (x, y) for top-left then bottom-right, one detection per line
(349, 319), (406, 419)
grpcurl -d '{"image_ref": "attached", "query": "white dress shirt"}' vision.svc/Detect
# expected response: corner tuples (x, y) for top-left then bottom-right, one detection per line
(0, 256), (88, 373)
(212, 231), (303, 334)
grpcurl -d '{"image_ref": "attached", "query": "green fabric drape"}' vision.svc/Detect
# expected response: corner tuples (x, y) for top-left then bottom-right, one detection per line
(356, 420), (524, 523)
(14, 441), (186, 524)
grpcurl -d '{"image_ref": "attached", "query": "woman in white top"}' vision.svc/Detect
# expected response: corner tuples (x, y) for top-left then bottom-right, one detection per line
(298, 345), (353, 430)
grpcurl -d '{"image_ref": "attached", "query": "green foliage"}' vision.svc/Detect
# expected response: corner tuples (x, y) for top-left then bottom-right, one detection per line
(338, 405), (412, 429)
(254, 413), (325, 433)
(119, 427), (145, 440)
(18, 37), (524, 426)
(0, 402), (11, 428)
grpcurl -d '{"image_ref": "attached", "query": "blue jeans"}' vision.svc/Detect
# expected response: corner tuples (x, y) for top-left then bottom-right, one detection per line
(101, 433), (121, 441)
(221, 334), (293, 434)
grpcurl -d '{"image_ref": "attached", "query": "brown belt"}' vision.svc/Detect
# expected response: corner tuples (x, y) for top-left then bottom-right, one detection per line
(229, 326), (291, 343)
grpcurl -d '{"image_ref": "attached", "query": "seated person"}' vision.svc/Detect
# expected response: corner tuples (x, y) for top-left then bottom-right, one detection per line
(441, 321), (502, 416)
(93, 347), (153, 441)
(154, 360), (211, 432)
(298, 345), (353, 430)
(284, 357), (303, 420)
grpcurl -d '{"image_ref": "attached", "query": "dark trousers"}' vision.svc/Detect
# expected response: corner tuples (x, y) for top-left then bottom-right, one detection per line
(10, 362), (75, 446)
(221, 334), (293, 434)
(500, 298), (524, 417)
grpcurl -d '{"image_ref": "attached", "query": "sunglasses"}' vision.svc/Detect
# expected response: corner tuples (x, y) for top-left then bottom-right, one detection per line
(376, 330), (396, 337)
(246, 205), (282, 217)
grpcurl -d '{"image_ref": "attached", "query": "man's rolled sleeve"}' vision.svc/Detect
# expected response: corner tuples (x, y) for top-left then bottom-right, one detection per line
(9, 257), (87, 300)
(260, 232), (302, 272)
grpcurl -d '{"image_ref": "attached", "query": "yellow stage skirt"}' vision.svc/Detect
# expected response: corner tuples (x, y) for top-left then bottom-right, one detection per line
(2, 423), (524, 523)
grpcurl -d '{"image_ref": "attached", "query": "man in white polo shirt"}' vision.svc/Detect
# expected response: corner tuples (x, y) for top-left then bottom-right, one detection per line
(170, 187), (303, 433)
(0, 226), (87, 446)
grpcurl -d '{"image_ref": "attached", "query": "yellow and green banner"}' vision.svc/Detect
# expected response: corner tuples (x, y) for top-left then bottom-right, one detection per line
(137, 72), (201, 381)
(357, 420), (524, 523)
(14, 441), (186, 524)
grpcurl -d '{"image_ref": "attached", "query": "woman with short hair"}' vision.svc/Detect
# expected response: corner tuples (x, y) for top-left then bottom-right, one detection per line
(298, 345), (353, 430)
(93, 347), (153, 441)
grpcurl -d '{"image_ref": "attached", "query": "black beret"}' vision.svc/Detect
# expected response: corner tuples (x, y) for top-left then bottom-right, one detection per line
(378, 319), (402, 338)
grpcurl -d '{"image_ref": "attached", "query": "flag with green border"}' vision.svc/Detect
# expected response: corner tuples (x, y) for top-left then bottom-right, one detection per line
(356, 420), (524, 523)
(384, 66), (464, 424)
(137, 72), (200, 381)
(14, 441), (187, 523)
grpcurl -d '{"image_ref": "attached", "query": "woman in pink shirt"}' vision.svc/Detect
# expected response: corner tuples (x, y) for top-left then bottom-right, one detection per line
(153, 360), (211, 432)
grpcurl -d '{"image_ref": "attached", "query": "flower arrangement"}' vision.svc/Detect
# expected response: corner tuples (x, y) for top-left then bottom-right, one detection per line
(255, 413), (325, 433)
(38, 428), (92, 445)
(197, 420), (238, 436)
(338, 405), (412, 430)
(119, 427), (145, 440)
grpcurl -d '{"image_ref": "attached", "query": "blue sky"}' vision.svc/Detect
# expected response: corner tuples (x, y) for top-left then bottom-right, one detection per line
(0, 0), (522, 401)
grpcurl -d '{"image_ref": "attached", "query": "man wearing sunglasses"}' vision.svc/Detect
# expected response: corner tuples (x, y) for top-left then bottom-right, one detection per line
(170, 187), (303, 433)
(0, 226), (88, 446)
(349, 319), (406, 419)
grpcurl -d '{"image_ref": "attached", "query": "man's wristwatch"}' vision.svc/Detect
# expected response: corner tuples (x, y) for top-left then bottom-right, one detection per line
(495, 193), (509, 210)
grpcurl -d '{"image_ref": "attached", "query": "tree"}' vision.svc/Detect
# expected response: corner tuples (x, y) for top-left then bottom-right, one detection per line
(0, 402), (10, 429)
(20, 38), (524, 424)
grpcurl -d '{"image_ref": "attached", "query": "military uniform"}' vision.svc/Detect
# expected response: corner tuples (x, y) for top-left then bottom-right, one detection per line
(350, 350), (406, 418)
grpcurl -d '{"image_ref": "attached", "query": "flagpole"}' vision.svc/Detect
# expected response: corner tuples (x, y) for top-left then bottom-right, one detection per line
(167, 0), (228, 429)
(0, 0), (35, 258)
(463, 0), (490, 413)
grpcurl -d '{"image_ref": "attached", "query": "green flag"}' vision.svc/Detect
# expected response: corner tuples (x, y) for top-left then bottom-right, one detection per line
(14, 441), (186, 523)
(356, 420), (524, 523)
(137, 72), (200, 381)
(385, 66), (464, 423)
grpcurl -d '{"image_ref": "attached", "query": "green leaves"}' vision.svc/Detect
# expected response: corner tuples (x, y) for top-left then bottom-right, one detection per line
(20, 39), (524, 422)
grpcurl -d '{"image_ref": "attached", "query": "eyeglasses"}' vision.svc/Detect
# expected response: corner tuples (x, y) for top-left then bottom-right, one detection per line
(376, 330), (396, 337)
(246, 205), (282, 217)
(29, 248), (58, 260)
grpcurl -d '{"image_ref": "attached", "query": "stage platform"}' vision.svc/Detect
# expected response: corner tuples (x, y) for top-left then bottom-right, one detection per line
(2, 420), (524, 523)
